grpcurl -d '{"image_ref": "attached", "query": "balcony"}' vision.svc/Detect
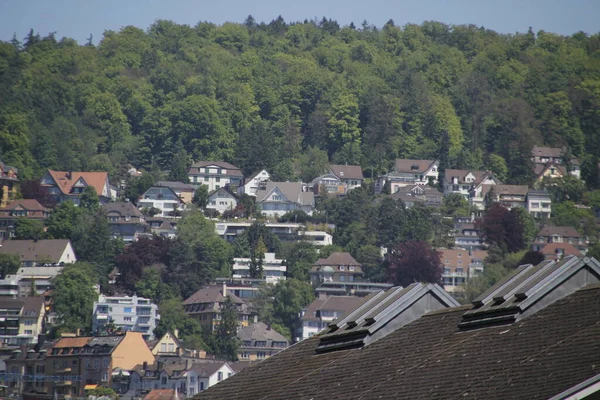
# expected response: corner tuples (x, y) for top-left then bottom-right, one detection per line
(55, 368), (72, 374)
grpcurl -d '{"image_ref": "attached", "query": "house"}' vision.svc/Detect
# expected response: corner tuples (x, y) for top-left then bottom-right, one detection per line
(256, 182), (315, 217)
(150, 330), (206, 359)
(3, 340), (52, 397)
(309, 252), (363, 285)
(439, 249), (488, 295)
(143, 389), (180, 400)
(525, 189), (552, 218)
(534, 161), (569, 182)
(46, 332), (154, 398)
(232, 253), (286, 283)
(0, 199), (50, 239)
(0, 239), (76, 267)
(92, 294), (160, 340)
(296, 295), (366, 341)
(40, 170), (112, 205)
(0, 266), (64, 297)
(194, 257), (600, 400)
(145, 218), (178, 238)
(238, 170), (270, 197)
(483, 184), (529, 209)
(532, 225), (587, 252)
(156, 181), (196, 204)
(0, 296), (45, 346)
(376, 159), (439, 193)
(182, 285), (251, 331)
(0, 160), (19, 208)
(299, 231), (333, 247)
(138, 186), (185, 218)
(531, 145), (581, 179)
(187, 161), (243, 192)
(394, 184), (444, 207)
(102, 201), (148, 242)
(452, 219), (485, 250)
(310, 173), (346, 196)
(237, 322), (290, 361)
(313, 281), (393, 298)
(443, 169), (499, 199)
(206, 187), (238, 214)
(328, 164), (364, 190)
(539, 242), (583, 260)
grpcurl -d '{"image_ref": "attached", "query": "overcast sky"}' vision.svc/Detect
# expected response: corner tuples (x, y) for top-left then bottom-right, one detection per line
(1, 0), (599, 44)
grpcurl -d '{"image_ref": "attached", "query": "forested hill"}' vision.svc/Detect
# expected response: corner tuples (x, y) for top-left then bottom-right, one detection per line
(1, 17), (599, 185)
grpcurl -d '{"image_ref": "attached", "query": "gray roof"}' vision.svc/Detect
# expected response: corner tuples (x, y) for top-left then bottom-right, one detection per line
(314, 252), (361, 267)
(188, 161), (243, 176)
(102, 202), (144, 218)
(157, 181), (196, 191)
(237, 322), (289, 343)
(0, 239), (72, 264)
(256, 182), (314, 206)
(537, 225), (582, 238)
(329, 164), (364, 180)
(192, 362), (229, 378)
(394, 159), (437, 174)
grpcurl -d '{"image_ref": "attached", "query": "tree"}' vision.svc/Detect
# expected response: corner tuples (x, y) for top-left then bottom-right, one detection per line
(295, 146), (329, 183)
(476, 203), (526, 253)
(0, 253), (20, 278)
(14, 218), (45, 240)
(192, 185), (209, 208)
(115, 237), (172, 292)
(79, 186), (100, 214)
(45, 201), (82, 239)
(270, 279), (314, 335)
(386, 241), (442, 287)
(485, 154), (508, 182)
(52, 263), (98, 334)
(209, 296), (240, 361)
(167, 139), (190, 183)
(442, 193), (471, 218)
(249, 237), (266, 279)
(154, 297), (204, 350)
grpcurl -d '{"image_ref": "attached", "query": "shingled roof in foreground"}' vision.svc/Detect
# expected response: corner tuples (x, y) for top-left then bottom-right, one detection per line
(194, 256), (600, 400)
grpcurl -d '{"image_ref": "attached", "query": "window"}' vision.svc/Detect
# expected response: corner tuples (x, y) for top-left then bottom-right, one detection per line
(24, 319), (34, 326)
(340, 275), (345, 282)
(200, 382), (205, 391)
(456, 267), (464, 274)
(272, 195), (281, 201)
(124, 316), (132, 322)
(241, 352), (250, 359)
(24, 330), (33, 335)
(349, 266), (355, 271)
(124, 307), (133, 313)
(257, 352), (266, 359)
(339, 266), (345, 271)
(168, 343), (175, 352)
(218, 372), (223, 381)
(161, 377), (167, 385)
(215, 177), (221, 182)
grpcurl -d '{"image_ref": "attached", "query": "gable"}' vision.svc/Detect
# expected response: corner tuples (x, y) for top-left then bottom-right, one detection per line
(266, 187), (290, 203)
(73, 177), (88, 188)
(40, 171), (57, 186)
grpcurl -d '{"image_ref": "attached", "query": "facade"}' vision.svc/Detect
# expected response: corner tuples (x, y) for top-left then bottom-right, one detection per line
(443, 170), (499, 199)
(256, 182), (315, 217)
(206, 188), (238, 214)
(328, 164), (364, 190)
(40, 170), (112, 205)
(0, 160), (19, 208)
(0, 296), (45, 346)
(296, 296), (365, 341)
(310, 174), (346, 196)
(299, 231), (333, 247)
(237, 322), (289, 361)
(531, 145), (581, 179)
(310, 252), (363, 285)
(145, 218), (178, 238)
(182, 286), (250, 331)
(3, 341), (51, 397)
(232, 253), (286, 283)
(314, 281), (393, 298)
(539, 242), (583, 260)
(0, 199), (49, 239)
(525, 189), (552, 218)
(532, 225), (587, 252)
(156, 181), (196, 204)
(138, 186), (185, 218)
(187, 161), (243, 192)
(92, 294), (160, 340)
(393, 184), (444, 207)
(151, 331), (185, 357)
(238, 170), (270, 197)
(439, 249), (488, 294)
(452, 219), (485, 250)
(102, 201), (148, 242)
(0, 239), (76, 267)
(0, 266), (63, 297)
(377, 159), (439, 193)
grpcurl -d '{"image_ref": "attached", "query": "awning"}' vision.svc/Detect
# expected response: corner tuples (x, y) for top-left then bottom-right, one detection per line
(96, 315), (108, 320)
(84, 384), (98, 390)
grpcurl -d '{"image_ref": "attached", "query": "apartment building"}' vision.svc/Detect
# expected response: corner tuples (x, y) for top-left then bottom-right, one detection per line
(0, 296), (45, 347)
(232, 253), (286, 283)
(92, 294), (160, 340)
(237, 322), (289, 361)
(187, 162), (243, 192)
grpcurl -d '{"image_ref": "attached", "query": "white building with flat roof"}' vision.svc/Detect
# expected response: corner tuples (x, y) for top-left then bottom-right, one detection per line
(92, 294), (160, 340)
(232, 253), (286, 283)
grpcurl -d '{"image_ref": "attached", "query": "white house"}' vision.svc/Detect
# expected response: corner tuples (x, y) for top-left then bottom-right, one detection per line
(232, 253), (286, 283)
(92, 294), (160, 340)
(443, 169), (499, 199)
(256, 182), (315, 217)
(138, 186), (185, 218)
(187, 161), (244, 192)
(328, 164), (364, 190)
(377, 159), (439, 193)
(0, 239), (76, 267)
(296, 296), (365, 342)
(238, 170), (270, 196)
(207, 188), (238, 214)
(526, 190), (552, 219)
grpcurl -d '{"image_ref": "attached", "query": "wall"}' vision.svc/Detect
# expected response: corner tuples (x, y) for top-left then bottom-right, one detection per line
(111, 332), (154, 370)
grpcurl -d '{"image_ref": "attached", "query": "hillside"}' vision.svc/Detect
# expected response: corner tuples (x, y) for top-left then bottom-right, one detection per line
(0, 18), (599, 185)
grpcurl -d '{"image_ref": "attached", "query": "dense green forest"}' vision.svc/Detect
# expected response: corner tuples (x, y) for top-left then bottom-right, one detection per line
(1, 17), (600, 185)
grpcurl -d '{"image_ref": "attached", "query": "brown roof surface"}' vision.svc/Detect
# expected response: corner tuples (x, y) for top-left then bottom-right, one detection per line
(194, 284), (600, 400)
(0, 199), (48, 212)
(537, 225), (582, 238)
(53, 337), (92, 348)
(102, 202), (144, 218)
(531, 145), (563, 159)
(183, 286), (245, 305)
(328, 164), (364, 180)
(237, 322), (289, 343)
(444, 169), (495, 185)
(301, 296), (366, 322)
(0, 239), (72, 263)
(394, 159), (437, 173)
(188, 161), (243, 176)
(45, 170), (108, 196)
(314, 252), (360, 267)
(540, 242), (583, 257)
(534, 162), (568, 177)
(144, 389), (178, 400)
(494, 184), (529, 196)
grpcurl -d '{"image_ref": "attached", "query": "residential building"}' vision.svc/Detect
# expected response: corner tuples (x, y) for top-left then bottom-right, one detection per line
(539, 242), (583, 260)
(216, 221), (303, 243)
(102, 202), (148, 242)
(439, 249), (488, 295)
(0, 239), (76, 267)
(151, 330), (191, 357)
(393, 184), (444, 207)
(182, 286), (250, 331)
(532, 226), (587, 252)
(533, 161), (569, 182)
(0, 199), (49, 239)
(531, 145), (581, 179)
(256, 182), (315, 217)
(237, 322), (290, 361)
(299, 231), (333, 247)
(443, 169), (499, 199)
(483, 184), (529, 209)
(296, 296), (366, 341)
(232, 253), (286, 283)
(310, 252), (363, 285)
(452, 219), (485, 250)
(0, 266), (63, 297)
(313, 281), (393, 298)
(187, 161), (243, 192)
(328, 164), (364, 190)
(156, 181), (196, 204)
(145, 218), (178, 238)
(376, 159), (439, 193)
(92, 294), (160, 340)
(195, 257), (600, 400)
(238, 170), (270, 197)
(525, 189), (552, 218)
(138, 186), (185, 218)
(310, 173), (346, 196)
(379, 192), (426, 208)
(206, 188), (238, 214)
(143, 389), (180, 400)
(3, 340), (51, 397)
(213, 279), (265, 300)
(40, 170), (112, 205)
(0, 296), (45, 346)
(0, 160), (19, 208)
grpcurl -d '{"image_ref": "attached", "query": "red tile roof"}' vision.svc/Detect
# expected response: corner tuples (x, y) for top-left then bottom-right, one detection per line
(540, 242), (583, 259)
(144, 389), (178, 400)
(45, 170), (108, 196)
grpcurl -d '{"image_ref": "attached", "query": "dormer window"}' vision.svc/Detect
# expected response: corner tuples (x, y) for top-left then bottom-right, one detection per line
(339, 266), (345, 271)
(349, 266), (355, 271)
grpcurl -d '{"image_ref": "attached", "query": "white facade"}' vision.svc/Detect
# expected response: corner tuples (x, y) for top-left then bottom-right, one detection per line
(207, 189), (238, 214)
(233, 253), (286, 283)
(138, 187), (184, 218)
(188, 163), (243, 192)
(300, 231), (333, 246)
(239, 170), (270, 196)
(256, 183), (315, 217)
(92, 294), (160, 340)
(526, 191), (552, 219)
(443, 172), (497, 199)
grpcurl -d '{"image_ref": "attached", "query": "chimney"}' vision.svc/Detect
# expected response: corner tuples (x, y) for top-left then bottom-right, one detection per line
(222, 283), (227, 296)
(173, 329), (179, 339)
(186, 358), (193, 370)
(143, 361), (148, 371)
(67, 171), (72, 180)
(158, 360), (164, 372)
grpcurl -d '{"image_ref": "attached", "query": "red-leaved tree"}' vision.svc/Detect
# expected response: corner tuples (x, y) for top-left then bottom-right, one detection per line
(476, 203), (525, 253)
(386, 241), (442, 287)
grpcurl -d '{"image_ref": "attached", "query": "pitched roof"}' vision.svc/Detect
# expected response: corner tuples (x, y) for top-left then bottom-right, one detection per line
(45, 170), (108, 196)
(534, 161), (568, 177)
(537, 225), (582, 238)
(194, 281), (600, 400)
(256, 182), (314, 207)
(314, 252), (360, 267)
(301, 296), (366, 322)
(144, 389), (178, 400)
(540, 242), (583, 258)
(0, 199), (48, 212)
(192, 362), (229, 378)
(328, 164), (364, 180)
(183, 286), (245, 306)
(493, 184), (530, 196)
(394, 159), (437, 174)
(237, 322), (289, 343)
(157, 181), (196, 191)
(0, 239), (72, 263)
(0, 296), (44, 317)
(531, 145), (563, 159)
(53, 337), (92, 348)
(444, 169), (495, 185)
(188, 161), (243, 176)
(102, 202), (144, 218)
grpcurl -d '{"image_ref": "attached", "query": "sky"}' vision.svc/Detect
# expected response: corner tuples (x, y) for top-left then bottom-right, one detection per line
(1, 0), (599, 44)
